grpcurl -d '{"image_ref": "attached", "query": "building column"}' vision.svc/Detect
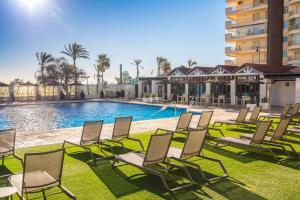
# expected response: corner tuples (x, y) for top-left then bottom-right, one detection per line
(295, 78), (300, 103)
(185, 83), (189, 97)
(138, 80), (143, 98)
(230, 78), (236, 105)
(167, 83), (171, 100)
(205, 83), (211, 95)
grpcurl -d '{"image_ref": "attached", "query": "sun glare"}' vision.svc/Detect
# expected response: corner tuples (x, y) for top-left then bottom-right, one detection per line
(18, 0), (45, 13)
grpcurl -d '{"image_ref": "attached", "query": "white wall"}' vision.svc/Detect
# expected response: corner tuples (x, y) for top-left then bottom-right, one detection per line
(271, 81), (295, 106)
(295, 78), (300, 103)
(117, 85), (136, 98)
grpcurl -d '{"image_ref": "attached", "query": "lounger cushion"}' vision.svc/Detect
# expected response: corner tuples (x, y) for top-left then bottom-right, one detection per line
(167, 147), (182, 159)
(287, 128), (300, 133)
(240, 134), (272, 141)
(115, 152), (145, 167)
(218, 137), (251, 145)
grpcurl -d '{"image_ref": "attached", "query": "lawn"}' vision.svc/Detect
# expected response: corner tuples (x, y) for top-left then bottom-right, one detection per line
(1, 124), (300, 200)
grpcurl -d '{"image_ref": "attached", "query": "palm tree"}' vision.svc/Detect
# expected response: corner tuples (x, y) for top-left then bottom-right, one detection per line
(95, 54), (110, 95)
(122, 70), (132, 84)
(131, 59), (144, 79)
(35, 52), (54, 95)
(156, 57), (165, 76)
(61, 43), (89, 98)
(187, 59), (197, 68)
(160, 58), (171, 74)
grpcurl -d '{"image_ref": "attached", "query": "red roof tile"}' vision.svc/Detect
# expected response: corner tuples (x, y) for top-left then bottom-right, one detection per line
(238, 63), (296, 73)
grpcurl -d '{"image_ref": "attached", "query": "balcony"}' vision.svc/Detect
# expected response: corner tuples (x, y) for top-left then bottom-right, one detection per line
(289, 0), (300, 6)
(289, 9), (300, 19)
(225, 29), (267, 42)
(226, 1), (268, 16)
(225, 60), (236, 65)
(289, 23), (300, 33)
(225, 45), (267, 55)
(225, 17), (267, 29)
(288, 39), (300, 49)
(288, 55), (300, 65)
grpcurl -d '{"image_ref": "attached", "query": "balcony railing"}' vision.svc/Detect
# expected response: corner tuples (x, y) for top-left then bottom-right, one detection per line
(225, 29), (267, 40)
(289, 23), (300, 31)
(226, 17), (267, 28)
(225, 60), (236, 65)
(288, 40), (300, 46)
(289, 0), (300, 5)
(288, 56), (300, 61)
(225, 45), (267, 54)
(226, 1), (268, 15)
(289, 9), (300, 16)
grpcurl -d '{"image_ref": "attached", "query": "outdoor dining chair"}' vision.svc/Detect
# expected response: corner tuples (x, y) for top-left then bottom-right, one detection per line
(167, 128), (227, 181)
(112, 130), (195, 192)
(0, 129), (22, 166)
(101, 116), (144, 152)
(212, 108), (249, 127)
(9, 149), (76, 200)
(63, 120), (113, 166)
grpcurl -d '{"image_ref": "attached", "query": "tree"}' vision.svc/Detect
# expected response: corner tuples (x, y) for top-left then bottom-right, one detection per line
(131, 59), (144, 79)
(187, 59), (197, 68)
(156, 57), (164, 76)
(95, 54), (110, 94)
(122, 70), (132, 84)
(156, 57), (171, 75)
(35, 52), (54, 95)
(61, 43), (89, 98)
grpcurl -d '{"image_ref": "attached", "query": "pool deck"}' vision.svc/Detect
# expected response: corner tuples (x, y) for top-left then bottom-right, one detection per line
(15, 105), (277, 148)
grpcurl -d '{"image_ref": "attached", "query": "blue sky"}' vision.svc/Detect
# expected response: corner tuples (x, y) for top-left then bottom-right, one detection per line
(0, 0), (226, 84)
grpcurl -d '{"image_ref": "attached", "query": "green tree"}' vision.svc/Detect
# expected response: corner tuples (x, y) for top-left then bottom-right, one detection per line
(187, 59), (197, 68)
(61, 43), (89, 98)
(95, 54), (110, 94)
(35, 52), (54, 95)
(156, 57), (164, 76)
(131, 59), (143, 79)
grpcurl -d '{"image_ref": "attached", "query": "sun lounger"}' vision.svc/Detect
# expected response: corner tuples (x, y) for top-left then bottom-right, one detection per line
(168, 112), (193, 134)
(101, 116), (144, 152)
(113, 130), (195, 192)
(167, 128), (227, 181)
(0, 129), (22, 165)
(212, 108), (249, 127)
(63, 121), (113, 166)
(259, 104), (291, 120)
(240, 118), (298, 157)
(9, 149), (76, 200)
(215, 121), (288, 161)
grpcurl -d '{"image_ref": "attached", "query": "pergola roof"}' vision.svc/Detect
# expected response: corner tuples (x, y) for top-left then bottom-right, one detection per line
(237, 63), (296, 74)
(0, 82), (9, 87)
(19, 82), (37, 86)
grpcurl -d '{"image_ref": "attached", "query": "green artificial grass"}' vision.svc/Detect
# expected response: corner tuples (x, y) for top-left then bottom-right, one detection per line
(1, 124), (300, 200)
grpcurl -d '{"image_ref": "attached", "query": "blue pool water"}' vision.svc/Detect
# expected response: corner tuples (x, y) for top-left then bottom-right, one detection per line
(0, 102), (188, 132)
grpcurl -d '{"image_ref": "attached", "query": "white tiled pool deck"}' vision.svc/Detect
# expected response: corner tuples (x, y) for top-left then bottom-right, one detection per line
(15, 105), (276, 148)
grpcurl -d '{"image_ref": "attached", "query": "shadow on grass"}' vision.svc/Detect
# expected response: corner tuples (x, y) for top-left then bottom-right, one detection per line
(0, 165), (12, 176)
(205, 144), (300, 169)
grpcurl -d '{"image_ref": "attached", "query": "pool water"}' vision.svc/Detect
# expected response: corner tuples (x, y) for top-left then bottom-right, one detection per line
(0, 102), (187, 132)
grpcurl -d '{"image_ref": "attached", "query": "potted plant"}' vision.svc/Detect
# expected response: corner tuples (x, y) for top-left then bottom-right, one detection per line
(259, 97), (269, 110)
(142, 93), (151, 103)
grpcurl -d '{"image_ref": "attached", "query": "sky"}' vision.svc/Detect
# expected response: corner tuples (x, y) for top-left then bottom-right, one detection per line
(0, 0), (226, 84)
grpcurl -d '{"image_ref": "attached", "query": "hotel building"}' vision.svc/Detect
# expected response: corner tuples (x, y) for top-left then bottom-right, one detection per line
(225, 0), (300, 66)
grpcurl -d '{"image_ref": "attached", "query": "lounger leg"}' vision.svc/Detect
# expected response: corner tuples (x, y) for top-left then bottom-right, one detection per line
(42, 189), (46, 200)
(82, 146), (97, 166)
(172, 157), (208, 181)
(127, 138), (144, 151)
(209, 128), (224, 137)
(198, 155), (228, 180)
(2, 155), (5, 165)
(59, 185), (77, 200)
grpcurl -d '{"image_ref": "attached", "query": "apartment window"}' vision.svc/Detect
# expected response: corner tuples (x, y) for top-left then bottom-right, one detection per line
(253, 13), (261, 21)
(284, 7), (288, 14)
(283, 51), (288, 58)
(283, 22), (289, 29)
(283, 36), (288, 43)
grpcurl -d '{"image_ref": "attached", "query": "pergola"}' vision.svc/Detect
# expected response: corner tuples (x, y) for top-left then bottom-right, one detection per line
(14, 82), (37, 102)
(40, 81), (60, 100)
(0, 82), (9, 103)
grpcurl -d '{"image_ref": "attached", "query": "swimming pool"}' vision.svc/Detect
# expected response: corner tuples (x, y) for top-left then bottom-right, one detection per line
(0, 102), (188, 132)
